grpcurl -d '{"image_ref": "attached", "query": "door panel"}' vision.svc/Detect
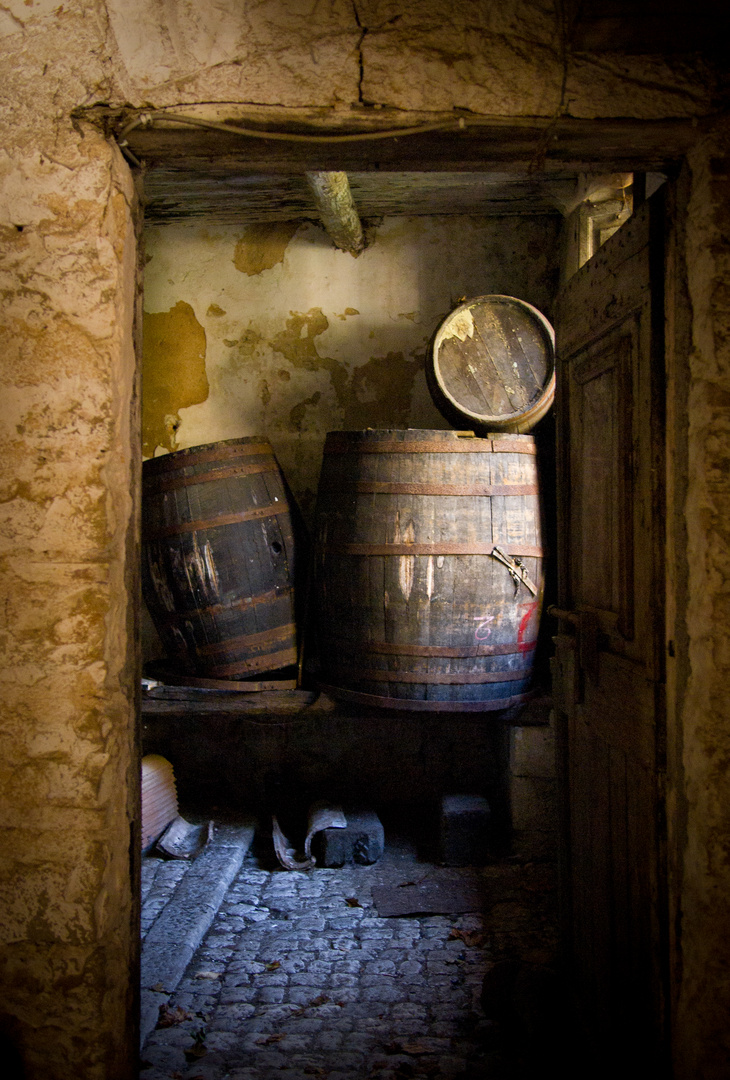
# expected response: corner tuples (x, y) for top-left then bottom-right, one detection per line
(553, 191), (668, 1070)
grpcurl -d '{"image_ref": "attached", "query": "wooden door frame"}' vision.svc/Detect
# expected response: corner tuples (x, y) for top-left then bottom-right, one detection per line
(119, 116), (712, 1073)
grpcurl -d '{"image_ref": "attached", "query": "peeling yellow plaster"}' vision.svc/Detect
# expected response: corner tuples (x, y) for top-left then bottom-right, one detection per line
(335, 307), (360, 320)
(142, 301), (208, 457)
(344, 352), (421, 429)
(290, 391), (322, 431)
(270, 308), (349, 408)
(207, 303), (226, 317)
(224, 325), (264, 370)
(233, 222), (300, 276)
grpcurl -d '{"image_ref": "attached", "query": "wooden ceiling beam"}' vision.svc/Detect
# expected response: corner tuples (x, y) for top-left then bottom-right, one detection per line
(120, 116), (700, 175)
(305, 171), (364, 254)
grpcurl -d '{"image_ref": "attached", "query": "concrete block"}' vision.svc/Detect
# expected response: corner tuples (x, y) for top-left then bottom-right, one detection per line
(312, 809), (384, 867)
(438, 794), (491, 866)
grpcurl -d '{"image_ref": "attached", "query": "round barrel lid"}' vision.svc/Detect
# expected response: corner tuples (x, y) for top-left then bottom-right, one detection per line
(428, 295), (555, 433)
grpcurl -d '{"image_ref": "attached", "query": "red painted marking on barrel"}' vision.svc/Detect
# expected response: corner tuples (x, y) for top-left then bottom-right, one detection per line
(518, 602), (539, 653)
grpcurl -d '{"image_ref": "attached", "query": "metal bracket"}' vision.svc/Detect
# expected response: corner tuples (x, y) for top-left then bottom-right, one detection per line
(490, 545), (538, 596)
(548, 605), (599, 682)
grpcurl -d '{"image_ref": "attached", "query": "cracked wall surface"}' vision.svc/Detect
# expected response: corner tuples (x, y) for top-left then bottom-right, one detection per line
(97, 0), (714, 116)
(0, 1), (727, 1077)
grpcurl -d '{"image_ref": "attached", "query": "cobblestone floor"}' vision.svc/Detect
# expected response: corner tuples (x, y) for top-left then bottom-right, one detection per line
(139, 834), (558, 1080)
(141, 856), (192, 940)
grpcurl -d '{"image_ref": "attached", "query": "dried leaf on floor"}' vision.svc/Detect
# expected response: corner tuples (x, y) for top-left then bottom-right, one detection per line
(385, 1040), (433, 1056)
(194, 970), (220, 980)
(265, 960), (281, 971)
(183, 1044), (207, 1061)
(156, 1003), (193, 1028)
(345, 897), (361, 907)
(256, 1033), (286, 1045)
(449, 928), (486, 947)
(290, 993), (331, 1016)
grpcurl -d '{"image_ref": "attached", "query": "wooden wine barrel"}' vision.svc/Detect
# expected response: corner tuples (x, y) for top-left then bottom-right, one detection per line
(142, 437), (298, 678)
(427, 295), (555, 434)
(312, 429), (543, 711)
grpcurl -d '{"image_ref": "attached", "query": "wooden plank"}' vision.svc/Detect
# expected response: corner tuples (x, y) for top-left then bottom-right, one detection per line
(554, 190), (668, 1069)
(116, 114), (697, 174)
(143, 675), (298, 693)
(141, 690), (317, 716)
(609, 744), (631, 1011)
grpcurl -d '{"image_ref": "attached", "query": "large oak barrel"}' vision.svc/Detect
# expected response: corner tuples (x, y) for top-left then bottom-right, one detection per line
(142, 437), (298, 678)
(312, 429), (543, 711)
(427, 295), (555, 434)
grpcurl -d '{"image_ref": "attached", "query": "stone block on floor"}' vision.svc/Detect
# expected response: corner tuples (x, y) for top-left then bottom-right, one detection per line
(311, 809), (385, 867)
(438, 794), (491, 866)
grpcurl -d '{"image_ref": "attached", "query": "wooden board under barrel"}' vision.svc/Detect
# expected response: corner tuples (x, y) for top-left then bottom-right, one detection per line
(312, 429), (543, 711)
(428, 295), (555, 433)
(142, 437), (298, 679)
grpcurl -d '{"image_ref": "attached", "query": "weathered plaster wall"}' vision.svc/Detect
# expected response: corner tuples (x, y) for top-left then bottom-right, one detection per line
(0, 5), (140, 1078)
(671, 123), (730, 1080)
(142, 214), (560, 525)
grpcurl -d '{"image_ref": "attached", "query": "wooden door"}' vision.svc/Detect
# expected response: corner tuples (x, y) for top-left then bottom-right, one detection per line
(552, 190), (668, 1071)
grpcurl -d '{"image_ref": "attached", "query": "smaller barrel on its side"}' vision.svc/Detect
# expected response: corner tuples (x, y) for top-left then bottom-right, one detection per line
(142, 437), (298, 679)
(427, 295), (555, 434)
(312, 428), (544, 712)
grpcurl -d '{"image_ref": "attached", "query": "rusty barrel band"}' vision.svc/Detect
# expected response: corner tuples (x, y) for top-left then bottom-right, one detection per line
(144, 442), (274, 474)
(144, 501), (289, 540)
(144, 458), (279, 494)
(321, 542), (543, 558)
(324, 438), (536, 455)
(148, 587), (294, 624)
(196, 622), (297, 657)
(316, 683), (536, 713)
(317, 481), (538, 497)
(318, 637), (536, 658)
(207, 646), (298, 678)
(325, 666), (532, 685)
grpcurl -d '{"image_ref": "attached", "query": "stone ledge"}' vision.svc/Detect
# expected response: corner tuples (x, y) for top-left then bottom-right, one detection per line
(139, 820), (255, 1046)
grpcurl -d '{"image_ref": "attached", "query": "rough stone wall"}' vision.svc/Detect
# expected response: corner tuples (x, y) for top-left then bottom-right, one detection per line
(0, 4), (140, 1078)
(101, 0), (713, 119)
(672, 121), (730, 1080)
